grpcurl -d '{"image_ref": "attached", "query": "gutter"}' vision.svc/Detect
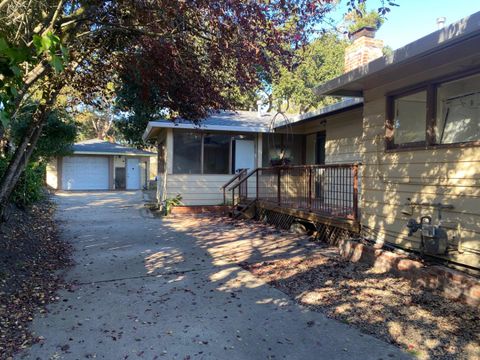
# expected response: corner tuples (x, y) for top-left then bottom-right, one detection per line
(73, 151), (153, 157)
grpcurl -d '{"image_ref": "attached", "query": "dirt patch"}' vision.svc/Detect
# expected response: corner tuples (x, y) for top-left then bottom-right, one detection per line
(0, 198), (72, 359)
(243, 254), (480, 360)
(171, 214), (480, 359)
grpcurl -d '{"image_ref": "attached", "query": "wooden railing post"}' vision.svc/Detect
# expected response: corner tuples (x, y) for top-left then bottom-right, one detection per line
(245, 170), (248, 199)
(352, 164), (359, 221)
(308, 167), (312, 211)
(256, 169), (259, 201)
(277, 167), (281, 205)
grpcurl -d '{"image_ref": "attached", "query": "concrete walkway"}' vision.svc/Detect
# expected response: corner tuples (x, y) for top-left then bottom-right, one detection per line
(20, 192), (409, 360)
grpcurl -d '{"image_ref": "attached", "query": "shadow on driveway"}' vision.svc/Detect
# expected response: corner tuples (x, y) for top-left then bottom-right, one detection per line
(19, 192), (409, 360)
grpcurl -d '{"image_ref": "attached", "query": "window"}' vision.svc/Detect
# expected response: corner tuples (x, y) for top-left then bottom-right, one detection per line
(172, 132), (254, 174)
(436, 73), (480, 144)
(392, 91), (427, 145)
(203, 134), (230, 174)
(386, 72), (480, 149)
(173, 132), (202, 174)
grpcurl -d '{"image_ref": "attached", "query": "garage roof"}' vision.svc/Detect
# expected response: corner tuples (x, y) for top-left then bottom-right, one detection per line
(72, 139), (154, 157)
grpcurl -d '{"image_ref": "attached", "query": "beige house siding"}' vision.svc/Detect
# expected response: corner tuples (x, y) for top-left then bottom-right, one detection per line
(290, 107), (362, 164)
(46, 157), (59, 189)
(149, 156), (157, 180)
(360, 92), (480, 268)
(325, 109), (363, 165)
(166, 174), (233, 206)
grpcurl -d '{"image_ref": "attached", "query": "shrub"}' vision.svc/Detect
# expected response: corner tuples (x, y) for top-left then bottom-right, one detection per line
(0, 158), (46, 208)
(345, 4), (384, 35)
(162, 194), (183, 216)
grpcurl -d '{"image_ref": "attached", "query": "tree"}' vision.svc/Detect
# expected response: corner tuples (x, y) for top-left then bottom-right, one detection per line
(3, 101), (76, 207)
(271, 33), (347, 114)
(0, 0), (392, 217)
(74, 85), (118, 141)
(11, 102), (76, 160)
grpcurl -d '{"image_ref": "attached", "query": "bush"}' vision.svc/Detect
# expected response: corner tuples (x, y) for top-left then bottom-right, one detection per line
(345, 4), (384, 34)
(0, 158), (46, 208)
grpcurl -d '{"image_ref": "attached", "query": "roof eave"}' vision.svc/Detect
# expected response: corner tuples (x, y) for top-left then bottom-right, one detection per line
(274, 98), (364, 129)
(144, 120), (270, 136)
(73, 151), (153, 157)
(142, 124), (153, 141)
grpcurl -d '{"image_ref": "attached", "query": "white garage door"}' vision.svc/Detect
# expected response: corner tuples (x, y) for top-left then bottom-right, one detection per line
(62, 156), (109, 190)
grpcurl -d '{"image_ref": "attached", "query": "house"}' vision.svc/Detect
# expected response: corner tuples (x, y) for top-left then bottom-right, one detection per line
(143, 11), (480, 271)
(142, 111), (273, 206)
(313, 11), (480, 270)
(46, 139), (155, 191)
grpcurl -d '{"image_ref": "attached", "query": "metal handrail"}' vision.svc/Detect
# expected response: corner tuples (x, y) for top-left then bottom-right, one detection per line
(222, 169), (248, 205)
(223, 163), (360, 222)
(227, 168), (258, 192)
(221, 169), (248, 190)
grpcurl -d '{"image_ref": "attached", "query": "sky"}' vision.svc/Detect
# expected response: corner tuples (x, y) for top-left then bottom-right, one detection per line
(329, 0), (480, 49)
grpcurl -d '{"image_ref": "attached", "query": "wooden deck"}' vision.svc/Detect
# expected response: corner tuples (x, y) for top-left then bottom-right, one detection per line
(225, 164), (360, 233)
(256, 200), (360, 233)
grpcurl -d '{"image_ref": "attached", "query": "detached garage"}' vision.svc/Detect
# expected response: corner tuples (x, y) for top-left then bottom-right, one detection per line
(47, 139), (155, 191)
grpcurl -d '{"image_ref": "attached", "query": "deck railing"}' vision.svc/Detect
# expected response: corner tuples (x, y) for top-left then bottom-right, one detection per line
(223, 164), (359, 221)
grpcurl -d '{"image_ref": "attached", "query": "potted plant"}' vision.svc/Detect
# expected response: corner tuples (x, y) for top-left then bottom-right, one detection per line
(345, 3), (384, 39)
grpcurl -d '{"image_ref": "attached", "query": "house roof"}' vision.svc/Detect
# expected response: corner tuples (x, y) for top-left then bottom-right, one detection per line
(315, 11), (480, 97)
(72, 139), (154, 157)
(143, 101), (365, 140)
(275, 98), (363, 129)
(143, 110), (275, 140)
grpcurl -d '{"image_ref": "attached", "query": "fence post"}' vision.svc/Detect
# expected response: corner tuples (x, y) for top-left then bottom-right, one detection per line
(352, 164), (359, 221)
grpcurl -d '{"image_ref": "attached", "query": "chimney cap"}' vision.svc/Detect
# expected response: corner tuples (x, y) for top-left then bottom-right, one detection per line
(437, 17), (446, 29)
(349, 26), (377, 41)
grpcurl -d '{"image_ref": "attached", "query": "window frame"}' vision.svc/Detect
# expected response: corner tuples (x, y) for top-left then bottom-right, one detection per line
(385, 70), (480, 151)
(172, 130), (255, 175)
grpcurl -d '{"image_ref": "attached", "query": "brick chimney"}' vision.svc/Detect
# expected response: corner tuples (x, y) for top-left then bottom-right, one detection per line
(344, 27), (384, 73)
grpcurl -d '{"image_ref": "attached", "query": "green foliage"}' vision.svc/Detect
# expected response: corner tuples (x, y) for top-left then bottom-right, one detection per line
(0, 39), (29, 127)
(162, 194), (183, 216)
(272, 33), (347, 114)
(114, 108), (153, 148)
(10, 103), (76, 160)
(345, 3), (385, 34)
(0, 32), (67, 127)
(0, 158), (45, 207)
(383, 45), (394, 57)
(32, 31), (69, 73)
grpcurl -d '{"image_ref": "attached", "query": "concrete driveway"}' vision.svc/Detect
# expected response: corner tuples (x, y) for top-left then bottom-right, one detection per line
(20, 192), (409, 359)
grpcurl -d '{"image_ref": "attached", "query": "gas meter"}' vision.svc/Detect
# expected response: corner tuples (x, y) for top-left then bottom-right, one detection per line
(404, 203), (453, 255)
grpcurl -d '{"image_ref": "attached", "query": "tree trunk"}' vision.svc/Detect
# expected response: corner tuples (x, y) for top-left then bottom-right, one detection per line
(156, 141), (168, 207)
(0, 84), (60, 220)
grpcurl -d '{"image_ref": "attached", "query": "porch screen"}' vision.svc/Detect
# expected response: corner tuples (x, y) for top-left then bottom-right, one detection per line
(262, 134), (305, 166)
(173, 132), (202, 174)
(203, 134), (230, 174)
